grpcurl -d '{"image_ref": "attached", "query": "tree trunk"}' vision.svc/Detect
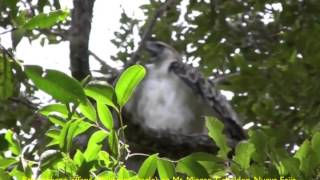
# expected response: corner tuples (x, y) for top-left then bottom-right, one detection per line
(69, 0), (95, 81)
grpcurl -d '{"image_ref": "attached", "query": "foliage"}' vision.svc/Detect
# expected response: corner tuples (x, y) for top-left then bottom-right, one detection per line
(0, 63), (319, 179)
(0, 0), (69, 48)
(111, 0), (320, 148)
(110, 1), (320, 176)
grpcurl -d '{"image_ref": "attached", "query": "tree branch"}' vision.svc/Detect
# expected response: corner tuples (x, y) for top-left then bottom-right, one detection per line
(88, 50), (119, 76)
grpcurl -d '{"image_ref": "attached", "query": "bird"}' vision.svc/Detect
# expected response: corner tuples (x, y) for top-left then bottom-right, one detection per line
(125, 41), (245, 141)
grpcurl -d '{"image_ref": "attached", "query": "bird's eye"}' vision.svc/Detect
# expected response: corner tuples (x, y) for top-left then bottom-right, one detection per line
(156, 44), (163, 48)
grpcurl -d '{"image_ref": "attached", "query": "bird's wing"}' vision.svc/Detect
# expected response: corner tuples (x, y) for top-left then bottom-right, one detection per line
(169, 61), (246, 141)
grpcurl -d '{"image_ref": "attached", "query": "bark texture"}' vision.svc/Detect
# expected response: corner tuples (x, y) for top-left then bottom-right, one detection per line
(69, 0), (95, 81)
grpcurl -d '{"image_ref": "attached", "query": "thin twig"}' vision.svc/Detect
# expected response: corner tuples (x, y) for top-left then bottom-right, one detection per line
(0, 28), (17, 35)
(88, 50), (119, 75)
(126, 0), (177, 67)
(0, 44), (15, 60)
(9, 97), (38, 110)
(210, 71), (240, 85)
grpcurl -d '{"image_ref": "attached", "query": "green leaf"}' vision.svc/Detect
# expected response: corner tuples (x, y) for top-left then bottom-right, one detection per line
(0, 56), (14, 100)
(24, 65), (86, 104)
(79, 99), (97, 121)
(39, 103), (69, 118)
(118, 166), (131, 179)
(39, 150), (63, 172)
(85, 143), (102, 162)
(4, 130), (20, 155)
(205, 116), (231, 159)
(96, 171), (116, 180)
(73, 120), (92, 137)
(185, 152), (225, 175)
(23, 10), (69, 30)
(39, 170), (55, 180)
(115, 65), (146, 108)
(11, 28), (25, 49)
(311, 132), (320, 160)
(58, 120), (72, 150)
(187, 152), (224, 163)
(84, 84), (117, 111)
(98, 151), (111, 167)
(47, 115), (66, 126)
(97, 102), (113, 130)
(176, 156), (209, 178)
(157, 158), (176, 179)
(9, 167), (26, 179)
(281, 158), (301, 178)
(248, 130), (268, 163)
(138, 154), (158, 178)
(0, 169), (11, 180)
(74, 150), (84, 166)
(294, 140), (314, 175)
(233, 142), (255, 170)
(108, 130), (119, 158)
(84, 130), (108, 162)
(294, 140), (311, 163)
(65, 119), (82, 152)
(46, 129), (60, 139)
(0, 157), (17, 168)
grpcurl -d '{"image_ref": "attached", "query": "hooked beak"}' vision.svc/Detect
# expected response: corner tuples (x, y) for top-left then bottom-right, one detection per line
(145, 41), (160, 57)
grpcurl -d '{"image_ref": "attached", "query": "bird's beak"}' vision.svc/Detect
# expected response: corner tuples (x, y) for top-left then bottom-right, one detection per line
(145, 41), (159, 57)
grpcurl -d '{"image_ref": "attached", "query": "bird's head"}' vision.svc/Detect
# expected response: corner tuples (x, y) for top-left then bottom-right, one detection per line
(145, 41), (182, 64)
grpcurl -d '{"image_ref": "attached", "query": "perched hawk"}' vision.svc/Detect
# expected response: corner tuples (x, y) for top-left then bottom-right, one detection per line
(126, 41), (245, 141)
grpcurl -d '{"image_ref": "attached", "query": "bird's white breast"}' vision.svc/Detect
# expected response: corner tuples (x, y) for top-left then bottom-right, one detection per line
(126, 64), (206, 134)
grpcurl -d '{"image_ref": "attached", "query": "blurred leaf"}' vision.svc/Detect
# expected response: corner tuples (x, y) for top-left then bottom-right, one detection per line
(205, 116), (231, 159)
(176, 156), (209, 178)
(39, 150), (63, 172)
(98, 151), (111, 167)
(157, 158), (176, 179)
(0, 134), (9, 151)
(108, 130), (119, 158)
(233, 142), (255, 170)
(4, 130), (20, 155)
(59, 120), (72, 150)
(0, 157), (17, 168)
(281, 157), (301, 178)
(0, 169), (11, 180)
(187, 152), (224, 163)
(118, 166), (131, 179)
(138, 154), (158, 178)
(186, 152), (225, 175)
(73, 120), (92, 137)
(74, 150), (84, 166)
(248, 130), (268, 163)
(115, 65), (146, 108)
(96, 171), (116, 179)
(23, 10), (69, 30)
(47, 115), (66, 126)
(11, 28), (25, 49)
(294, 140), (315, 176)
(0, 56), (13, 100)
(311, 132), (320, 160)
(39, 103), (69, 118)
(24, 65), (86, 104)
(65, 119), (83, 152)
